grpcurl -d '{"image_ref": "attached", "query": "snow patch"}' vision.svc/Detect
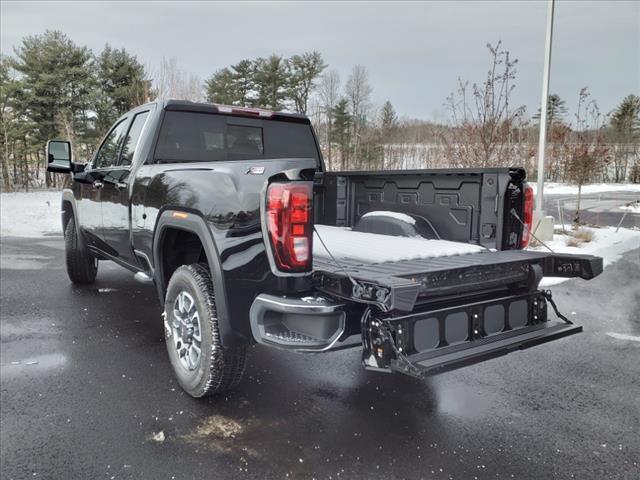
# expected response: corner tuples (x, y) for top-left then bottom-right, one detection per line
(314, 224), (484, 264)
(532, 226), (640, 287)
(619, 202), (640, 214)
(1, 191), (63, 237)
(362, 210), (416, 224)
(606, 332), (640, 343)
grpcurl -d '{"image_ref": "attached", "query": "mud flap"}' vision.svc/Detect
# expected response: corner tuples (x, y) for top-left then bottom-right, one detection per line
(361, 290), (582, 377)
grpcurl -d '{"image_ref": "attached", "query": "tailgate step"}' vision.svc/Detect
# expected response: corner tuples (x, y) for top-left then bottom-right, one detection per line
(361, 289), (583, 377)
(409, 323), (581, 374)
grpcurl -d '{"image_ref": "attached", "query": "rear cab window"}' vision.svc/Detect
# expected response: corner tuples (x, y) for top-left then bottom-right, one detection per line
(153, 110), (319, 164)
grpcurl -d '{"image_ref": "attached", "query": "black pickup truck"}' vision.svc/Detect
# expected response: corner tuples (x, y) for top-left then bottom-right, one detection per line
(47, 100), (603, 398)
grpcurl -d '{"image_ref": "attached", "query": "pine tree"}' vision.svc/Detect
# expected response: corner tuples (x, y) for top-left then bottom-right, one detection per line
(331, 99), (352, 169)
(0, 56), (15, 190)
(205, 60), (256, 106)
(380, 101), (397, 131)
(205, 67), (238, 105)
(253, 55), (289, 110)
(231, 59), (255, 107)
(287, 51), (326, 114)
(94, 44), (148, 135)
(10, 30), (95, 183)
(610, 94), (640, 141)
(609, 94), (640, 182)
(533, 94), (568, 124)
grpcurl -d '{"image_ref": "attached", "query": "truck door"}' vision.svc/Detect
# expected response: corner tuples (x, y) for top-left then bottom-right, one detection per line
(101, 110), (151, 266)
(78, 118), (129, 249)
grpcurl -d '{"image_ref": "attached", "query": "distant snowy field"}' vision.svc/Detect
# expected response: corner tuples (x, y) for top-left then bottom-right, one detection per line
(1, 191), (63, 237)
(530, 182), (640, 195)
(1, 189), (639, 285)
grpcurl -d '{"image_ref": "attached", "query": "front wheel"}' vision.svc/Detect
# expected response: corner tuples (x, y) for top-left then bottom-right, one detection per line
(64, 217), (98, 284)
(164, 264), (247, 397)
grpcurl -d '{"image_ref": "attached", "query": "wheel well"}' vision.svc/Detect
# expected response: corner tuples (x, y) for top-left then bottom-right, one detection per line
(159, 227), (209, 291)
(62, 200), (74, 230)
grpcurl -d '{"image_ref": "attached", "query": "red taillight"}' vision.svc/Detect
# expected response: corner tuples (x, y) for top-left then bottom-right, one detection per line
(266, 182), (313, 272)
(520, 184), (535, 249)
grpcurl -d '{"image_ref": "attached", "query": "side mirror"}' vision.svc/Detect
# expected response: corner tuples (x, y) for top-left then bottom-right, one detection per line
(46, 140), (72, 173)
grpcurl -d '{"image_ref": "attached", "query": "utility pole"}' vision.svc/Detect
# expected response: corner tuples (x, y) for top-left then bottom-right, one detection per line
(533, 0), (556, 240)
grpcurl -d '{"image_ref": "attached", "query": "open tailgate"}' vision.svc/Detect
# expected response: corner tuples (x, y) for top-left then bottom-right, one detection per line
(314, 249), (602, 312)
(313, 249), (602, 376)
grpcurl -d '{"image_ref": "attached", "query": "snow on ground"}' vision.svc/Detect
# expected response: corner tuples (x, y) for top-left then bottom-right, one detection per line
(532, 226), (640, 287)
(530, 182), (640, 195)
(2, 190), (639, 289)
(619, 201), (640, 213)
(314, 225), (485, 263)
(1, 191), (63, 237)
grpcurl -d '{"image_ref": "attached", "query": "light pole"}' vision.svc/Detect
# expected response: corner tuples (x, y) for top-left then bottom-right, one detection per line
(536, 0), (555, 214)
(532, 0), (556, 241)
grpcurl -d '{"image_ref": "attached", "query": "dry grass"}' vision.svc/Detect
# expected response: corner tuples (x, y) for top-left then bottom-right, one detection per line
(573, 227), (595, 243)
(565, 227), (595, 247)
(566, 236), (583, 247)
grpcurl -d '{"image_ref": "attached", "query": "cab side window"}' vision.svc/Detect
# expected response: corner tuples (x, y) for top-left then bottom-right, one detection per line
(119, 111), (150, 167)
(94, 119), (128, 169)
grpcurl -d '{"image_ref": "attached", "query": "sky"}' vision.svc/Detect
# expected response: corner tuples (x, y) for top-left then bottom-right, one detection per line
(1, 0), (638, 122)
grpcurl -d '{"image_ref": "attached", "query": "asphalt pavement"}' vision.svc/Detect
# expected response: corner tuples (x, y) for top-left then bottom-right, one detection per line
(543, 191), (639, 229)
(1, 233), (639, 479)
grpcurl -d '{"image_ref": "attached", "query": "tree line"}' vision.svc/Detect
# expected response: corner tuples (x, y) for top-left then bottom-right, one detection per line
(1, 31), (638, 193)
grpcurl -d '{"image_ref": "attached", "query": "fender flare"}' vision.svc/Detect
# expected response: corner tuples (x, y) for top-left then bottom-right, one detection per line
(60, 189), (92, 254)
(60, 189), (77, 230)
(152, 209), (237, 346)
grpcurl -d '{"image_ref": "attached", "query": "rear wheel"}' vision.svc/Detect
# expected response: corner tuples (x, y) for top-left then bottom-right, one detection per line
(164, 263), (246, 397)
(64, 217), (98, 284)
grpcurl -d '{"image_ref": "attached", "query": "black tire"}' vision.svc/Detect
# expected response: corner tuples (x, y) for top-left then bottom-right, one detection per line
(64, 217), (98, 284)
(164, 263), (247, 398)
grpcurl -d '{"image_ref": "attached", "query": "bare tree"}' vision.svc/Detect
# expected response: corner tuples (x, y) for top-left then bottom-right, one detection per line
(153, 57), (204, 102)
(318, 70), (340, 166)
(345, 65), (372, 167)
(443, 41), (526, 168)
(565, 88), (609, 224)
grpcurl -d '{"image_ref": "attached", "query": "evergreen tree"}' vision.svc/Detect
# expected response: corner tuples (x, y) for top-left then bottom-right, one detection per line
(205, 59), (256, 106)
(94, 44), (148, 135)
(230, 59), (255, 107)
(610, 94), (640, 142)
(287, 51), (326, 114)
(331, 99), (352, 169)
(609, 94), (640, 182)
(380, 100), (397, 130)
(11, 30), (95, 152)
(533, 94), (568, 124)
(205, 67), (238, 105)
(0, 56), (16, 190)
(253, 55), (289, 110)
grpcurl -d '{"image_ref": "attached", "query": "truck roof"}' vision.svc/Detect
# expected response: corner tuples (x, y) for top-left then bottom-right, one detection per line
(160, 99), (311, 124)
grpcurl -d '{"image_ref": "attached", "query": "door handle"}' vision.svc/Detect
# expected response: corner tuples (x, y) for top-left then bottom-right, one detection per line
(92, 180), (104, 190)
(115, 182), (128, 191)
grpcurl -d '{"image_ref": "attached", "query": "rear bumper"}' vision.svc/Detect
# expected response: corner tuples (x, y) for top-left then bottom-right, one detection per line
(249, 294), (349, 351)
